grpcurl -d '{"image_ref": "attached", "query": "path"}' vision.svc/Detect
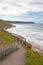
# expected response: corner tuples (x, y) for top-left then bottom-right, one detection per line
(0, 46), (25, 65)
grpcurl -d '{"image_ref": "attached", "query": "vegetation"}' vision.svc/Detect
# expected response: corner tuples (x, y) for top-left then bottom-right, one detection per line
(0, 19), (11, 28)
(0, 30), (15, 43)
(0, 19), (16, 48)
(25, 49), (43, 65)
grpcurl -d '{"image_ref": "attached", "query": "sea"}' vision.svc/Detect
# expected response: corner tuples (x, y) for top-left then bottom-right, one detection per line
(7, 23), (43, 50)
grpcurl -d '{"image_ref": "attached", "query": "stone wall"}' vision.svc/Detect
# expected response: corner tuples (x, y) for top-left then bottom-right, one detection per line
(0, 44), (19, 61)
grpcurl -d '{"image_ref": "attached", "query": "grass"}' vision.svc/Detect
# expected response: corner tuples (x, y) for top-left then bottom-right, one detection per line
(0, 19), (11, 28)
(0, 30), (16, 43)
(0, 19), (16, 48)
(25, 48), (43, 65)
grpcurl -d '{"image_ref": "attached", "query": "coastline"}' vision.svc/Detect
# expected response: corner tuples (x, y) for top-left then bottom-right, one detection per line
(7, 32), (43, 56)
(7, 25), (43, 56)
(0, 23), (19, 61)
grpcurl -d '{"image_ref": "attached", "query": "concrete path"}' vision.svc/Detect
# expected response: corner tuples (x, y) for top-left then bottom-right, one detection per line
(0, 46), (25, 65)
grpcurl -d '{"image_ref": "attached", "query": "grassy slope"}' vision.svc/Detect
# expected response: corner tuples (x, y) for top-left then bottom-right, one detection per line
(25, 49), (43, 65)
(0, 30), (15, 43)
(0, 19), (16, 48)
(0, 19), (11, 28)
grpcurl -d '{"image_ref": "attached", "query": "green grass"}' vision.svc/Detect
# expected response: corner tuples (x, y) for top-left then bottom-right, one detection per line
(25, 49), (43, 65)
(0, 31), (16, 43)
(0, 19), (11, 28)
(0, 19), (16, 47)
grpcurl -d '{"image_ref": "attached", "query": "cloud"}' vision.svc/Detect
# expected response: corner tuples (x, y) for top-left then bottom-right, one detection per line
(0, 0), (43, 16)
(31, 2), (43, 4)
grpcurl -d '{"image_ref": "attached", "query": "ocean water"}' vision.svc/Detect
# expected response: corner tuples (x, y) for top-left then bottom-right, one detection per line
(7, 23), (43, 50)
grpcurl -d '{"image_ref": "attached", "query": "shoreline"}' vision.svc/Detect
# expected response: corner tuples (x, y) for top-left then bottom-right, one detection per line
(6, 25), (43, 56)
(7, 31), (43, 56)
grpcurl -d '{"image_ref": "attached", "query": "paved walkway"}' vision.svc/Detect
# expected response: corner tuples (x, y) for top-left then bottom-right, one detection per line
(0, 46), (25, 65)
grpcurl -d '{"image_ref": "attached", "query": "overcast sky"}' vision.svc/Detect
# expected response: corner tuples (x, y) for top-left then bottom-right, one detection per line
(0, 0), (43, 23)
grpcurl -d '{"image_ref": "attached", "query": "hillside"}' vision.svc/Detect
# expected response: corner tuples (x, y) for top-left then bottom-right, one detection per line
(25, 49), (43, 65)
(0, 19), (16, 48)
(0, 19), (11, 28)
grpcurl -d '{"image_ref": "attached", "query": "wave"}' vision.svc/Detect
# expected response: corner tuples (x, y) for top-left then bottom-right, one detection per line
(7, 24), (43, 50)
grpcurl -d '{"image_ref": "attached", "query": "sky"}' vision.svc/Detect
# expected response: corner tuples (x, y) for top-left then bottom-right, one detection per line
(0, 0), (43, 23)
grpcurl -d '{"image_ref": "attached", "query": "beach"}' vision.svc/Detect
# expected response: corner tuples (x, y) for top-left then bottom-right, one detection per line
(0, 23), (43, 65)
(7, 23), (43, 51)
(7, 24), (43, 56)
